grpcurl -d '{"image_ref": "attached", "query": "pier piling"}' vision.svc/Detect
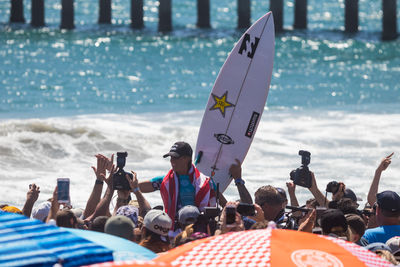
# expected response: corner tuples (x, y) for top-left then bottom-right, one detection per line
(382, 0), (397, 40)
(98, 0), (112, 24)
(31, 0), (45, 27)
(237, 0), (250, 29)
(158, 0), (172, 32)
(294, 0), (307, 29)
(131, 0), (144, 29)
(270, 0), (283, 32)
(197, 0), (210, 28)
(345, 0), (358, 33)
(61, 0), (75, 29)
(10, 0), (25, 23)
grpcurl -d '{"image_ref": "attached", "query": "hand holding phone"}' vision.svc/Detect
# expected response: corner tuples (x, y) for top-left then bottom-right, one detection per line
(225, 206), (236, 225)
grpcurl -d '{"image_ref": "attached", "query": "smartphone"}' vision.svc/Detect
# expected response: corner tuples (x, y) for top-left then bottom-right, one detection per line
(236, 203), (255, 216)
(57, 178), (70, 204)
(225, 206), (236, 225)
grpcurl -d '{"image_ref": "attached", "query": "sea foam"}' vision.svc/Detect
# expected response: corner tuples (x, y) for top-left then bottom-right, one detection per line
(1, 109), (399, 209)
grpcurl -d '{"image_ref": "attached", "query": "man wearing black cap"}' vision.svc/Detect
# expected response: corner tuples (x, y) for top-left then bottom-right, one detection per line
(138, 142), (216, 222)
(362, 190), (400, 244)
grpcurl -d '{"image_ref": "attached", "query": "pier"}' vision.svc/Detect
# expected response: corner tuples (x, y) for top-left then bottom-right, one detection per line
(5, 0), (398, 40)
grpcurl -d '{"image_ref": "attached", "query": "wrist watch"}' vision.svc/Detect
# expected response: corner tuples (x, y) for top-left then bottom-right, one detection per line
(132, 187), (140, 193)
(235, 178), (245, 186)
(95, 179), (104, 185)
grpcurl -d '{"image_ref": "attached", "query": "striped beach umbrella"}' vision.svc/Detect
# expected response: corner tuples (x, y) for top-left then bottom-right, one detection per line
(154, 228), (393, 266)
(0, 211), (155, 266)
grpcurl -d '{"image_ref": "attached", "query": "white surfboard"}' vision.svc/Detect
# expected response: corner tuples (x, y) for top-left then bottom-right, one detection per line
(195, 12), (275, 192)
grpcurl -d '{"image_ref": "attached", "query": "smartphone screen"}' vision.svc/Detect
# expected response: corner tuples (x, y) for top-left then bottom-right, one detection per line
(57, 178), (70, 203)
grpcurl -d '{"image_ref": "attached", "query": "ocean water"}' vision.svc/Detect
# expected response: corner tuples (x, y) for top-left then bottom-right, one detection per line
(1, 0), (400, 209)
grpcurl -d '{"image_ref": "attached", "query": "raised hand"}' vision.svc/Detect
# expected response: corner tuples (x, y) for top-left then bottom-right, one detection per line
(92, 154), (114, 180)
(332, 183), (345, 202)
(286, 181), (296, 195)
(229, 159), (242, 179)
(126, 171), (139, 191)
(26, 183), (40, 203)
(247, 203), (265, 223)
(377, 152), (394, 172)
(99, 164), (115, 188)
(218, 202), (245, 234)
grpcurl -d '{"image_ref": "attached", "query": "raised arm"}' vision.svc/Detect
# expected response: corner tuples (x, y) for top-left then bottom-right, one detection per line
(286, 181), (299, 207)
(22, 183), (40, 218)
(127, 172), (151, 217)
(85, 165), (115, 221)
(308, 172), (330, 207)
(367, 152), (393, 206)
(46, 186), (60, 223)
(229, 159), (253, 204)
(83, 154), (113, 219)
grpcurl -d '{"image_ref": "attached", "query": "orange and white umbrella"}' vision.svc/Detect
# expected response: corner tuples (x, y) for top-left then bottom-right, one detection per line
(87, 260), (171, 267)
(155, 228), (392, 266)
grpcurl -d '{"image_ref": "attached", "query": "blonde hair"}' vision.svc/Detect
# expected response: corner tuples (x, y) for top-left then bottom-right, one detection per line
(375, 250), (399, 265)
(174, 224), (195, 247)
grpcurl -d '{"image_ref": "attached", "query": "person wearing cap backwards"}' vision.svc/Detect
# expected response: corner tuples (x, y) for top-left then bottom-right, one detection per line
(138, 142), (216, 222)
(362, 190), (400, 244)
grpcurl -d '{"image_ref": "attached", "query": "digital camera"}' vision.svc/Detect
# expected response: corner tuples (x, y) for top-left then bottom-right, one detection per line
(113, 152), (133, 191)
(290, 150), (312, 188)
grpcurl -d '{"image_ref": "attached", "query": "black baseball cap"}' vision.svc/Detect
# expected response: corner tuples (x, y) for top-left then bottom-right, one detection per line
(163, 142), (193, 158)
(343, 188), (358, 202)
(377, 191), (400, 213)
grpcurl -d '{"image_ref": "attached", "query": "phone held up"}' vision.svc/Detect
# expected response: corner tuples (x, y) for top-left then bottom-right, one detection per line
(57, 178), (70, 204)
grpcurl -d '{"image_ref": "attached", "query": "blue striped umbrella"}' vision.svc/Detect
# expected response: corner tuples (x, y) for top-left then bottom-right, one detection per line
(0, 211), (113, 266)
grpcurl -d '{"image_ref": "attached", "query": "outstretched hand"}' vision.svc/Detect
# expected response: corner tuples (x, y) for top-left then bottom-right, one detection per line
(99, 165), (115, 188)
(126, 171), (139, 192)
(332, 183), (345, 202)
(286, 181), (296, 195)
(92, 154), (114, 180)
(219, 202), (244, 234)
(247, 203), (265, 223)
(26, 183), (40, 203)
(377, 152), (394, 172)
(229, 159), (242, 179)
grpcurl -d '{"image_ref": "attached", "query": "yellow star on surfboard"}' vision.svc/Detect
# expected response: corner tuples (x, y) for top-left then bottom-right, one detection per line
(209, 91), (235, 117)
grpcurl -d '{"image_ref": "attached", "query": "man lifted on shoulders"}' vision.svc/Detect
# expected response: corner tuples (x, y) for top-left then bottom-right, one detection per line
(139, 141), (216, 221)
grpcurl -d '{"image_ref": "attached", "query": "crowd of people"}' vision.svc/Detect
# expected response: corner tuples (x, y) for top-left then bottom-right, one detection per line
(1, 142), (399, 264)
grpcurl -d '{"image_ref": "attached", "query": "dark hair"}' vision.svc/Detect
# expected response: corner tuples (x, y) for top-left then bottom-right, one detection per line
(56, 210), (77, 228)
(255, 185), (284, 207)
(335, 198), (359, 215)
(345, 214), (366, 237)
(90, 216), (109, 232)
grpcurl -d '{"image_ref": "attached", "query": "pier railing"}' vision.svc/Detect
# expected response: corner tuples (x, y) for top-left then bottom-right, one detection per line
(7, 0), (398, 40)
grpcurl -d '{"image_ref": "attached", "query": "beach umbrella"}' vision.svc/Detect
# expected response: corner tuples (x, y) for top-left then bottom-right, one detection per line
(66, 228), (156, 261)
(0, 212), (155, 266)
(86, 259), (171, 267)
(154, 228), (392, 266)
